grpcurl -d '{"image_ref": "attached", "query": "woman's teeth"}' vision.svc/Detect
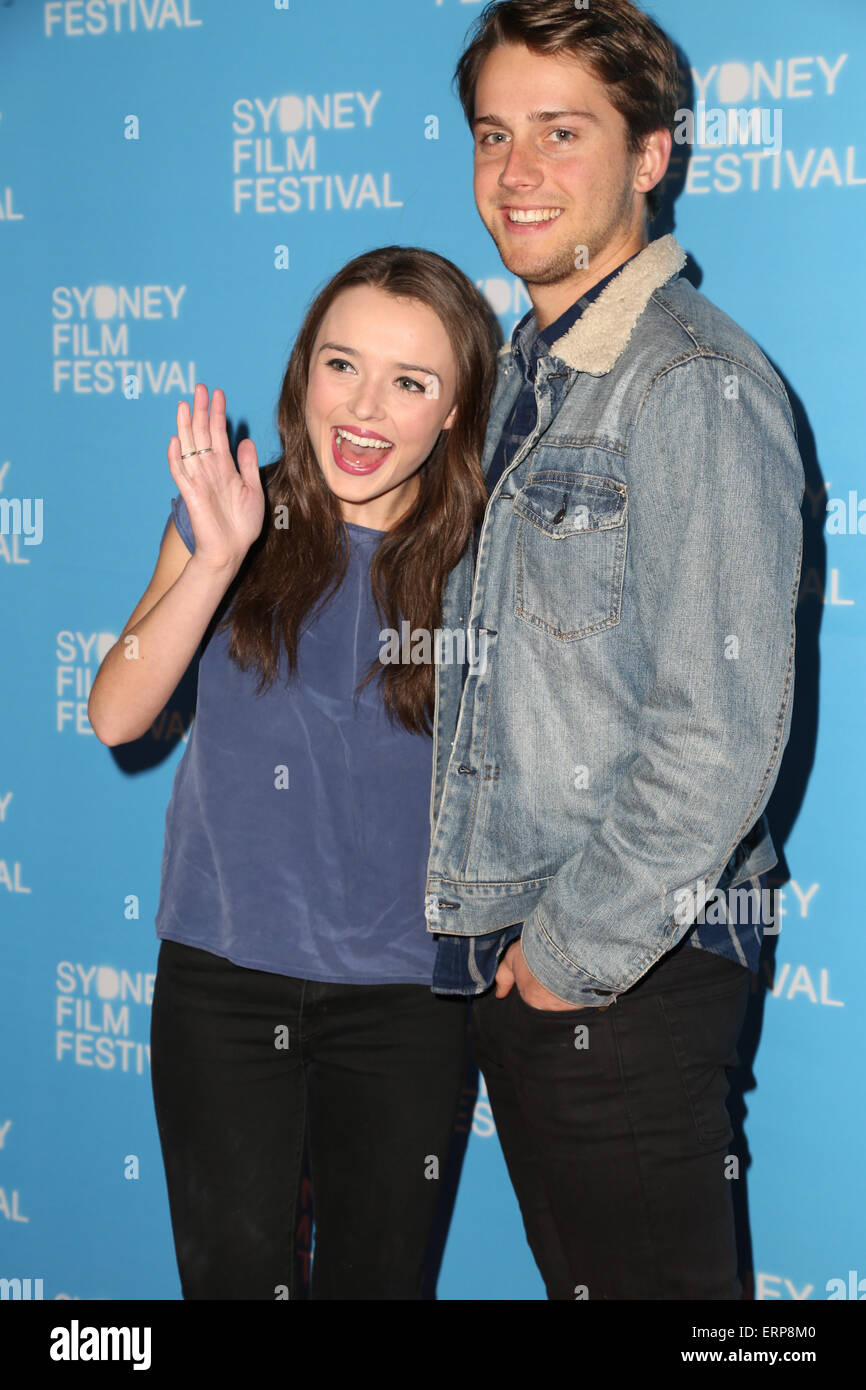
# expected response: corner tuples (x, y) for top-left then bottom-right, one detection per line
(332, 426), (394, 470)
(335, 427), (392, 451)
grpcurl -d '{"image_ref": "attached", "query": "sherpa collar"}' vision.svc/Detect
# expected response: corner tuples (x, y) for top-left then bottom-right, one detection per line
(537, 233), (687, 377)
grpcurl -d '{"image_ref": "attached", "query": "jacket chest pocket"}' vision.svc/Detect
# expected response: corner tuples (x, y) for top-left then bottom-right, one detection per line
(513, 470), (627, 641)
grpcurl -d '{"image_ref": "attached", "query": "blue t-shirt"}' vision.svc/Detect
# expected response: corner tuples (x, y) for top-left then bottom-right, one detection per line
(154, 494), (438, 985)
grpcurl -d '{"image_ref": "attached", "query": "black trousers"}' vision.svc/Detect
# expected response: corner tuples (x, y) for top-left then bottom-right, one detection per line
(150, 939), (467, 1300)
(470, 936), (751, 1300)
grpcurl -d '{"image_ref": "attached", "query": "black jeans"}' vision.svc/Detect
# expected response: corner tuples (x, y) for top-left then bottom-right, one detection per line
(471, 936), (751, 1300)
(150, 939), (467, 1300)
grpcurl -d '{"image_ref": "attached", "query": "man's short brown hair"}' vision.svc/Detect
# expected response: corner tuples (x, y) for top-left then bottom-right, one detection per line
(454, 0), (680, 220)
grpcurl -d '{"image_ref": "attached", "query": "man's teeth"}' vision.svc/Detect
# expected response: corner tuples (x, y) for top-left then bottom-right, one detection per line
(507, 208), (563, 223)
(336, 427), (392, 450)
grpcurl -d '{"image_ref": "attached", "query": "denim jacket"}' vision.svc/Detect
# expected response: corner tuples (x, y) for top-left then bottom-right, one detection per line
(424, 234), (805, 1007)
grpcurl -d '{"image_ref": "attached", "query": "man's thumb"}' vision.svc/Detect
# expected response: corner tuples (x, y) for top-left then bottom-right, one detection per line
(494, 964), (514, 999)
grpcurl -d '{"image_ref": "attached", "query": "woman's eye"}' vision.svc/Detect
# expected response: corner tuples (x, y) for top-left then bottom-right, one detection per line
(397, 376), (425, 392)
(325, 357), (355, 373)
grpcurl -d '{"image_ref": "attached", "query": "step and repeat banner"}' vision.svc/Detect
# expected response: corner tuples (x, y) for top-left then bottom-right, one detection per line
(1, 0), (863, 1302)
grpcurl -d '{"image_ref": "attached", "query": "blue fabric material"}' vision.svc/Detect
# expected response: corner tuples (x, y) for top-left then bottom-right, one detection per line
(483, 252), (641, 503)
(431, 241), (796, 998)
(155, 493), (438, 985)
(430, 876), (770, 997)
(435, 258), (641, 997)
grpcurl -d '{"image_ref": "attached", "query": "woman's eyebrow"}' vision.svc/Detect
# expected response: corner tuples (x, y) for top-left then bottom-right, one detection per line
(396, 362), (440, 379)
(317, 343), (440, 379)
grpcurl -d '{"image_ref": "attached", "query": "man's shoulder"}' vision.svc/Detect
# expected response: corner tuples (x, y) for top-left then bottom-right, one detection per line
(646, 276), (786, 397)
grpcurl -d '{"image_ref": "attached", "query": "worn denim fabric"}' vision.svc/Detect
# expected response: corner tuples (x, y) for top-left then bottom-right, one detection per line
(425, 235), (804, 1006)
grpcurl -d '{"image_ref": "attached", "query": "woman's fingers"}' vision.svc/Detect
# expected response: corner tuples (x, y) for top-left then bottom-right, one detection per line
(168, 385), (261, 563)
(236, 436), (260, 489)
(191, 383), (213, 455)
(175, 385), (224, 480)
(173, 385), (246, 495)
(208, 387), (230, 454)
(176, 397), (196, 465)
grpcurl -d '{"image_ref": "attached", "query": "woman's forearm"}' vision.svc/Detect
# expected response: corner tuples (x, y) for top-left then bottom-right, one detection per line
(88, 554), (241, 746)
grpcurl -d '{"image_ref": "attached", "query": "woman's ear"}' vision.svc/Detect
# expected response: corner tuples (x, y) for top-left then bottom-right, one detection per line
(442, 402), (458, 430)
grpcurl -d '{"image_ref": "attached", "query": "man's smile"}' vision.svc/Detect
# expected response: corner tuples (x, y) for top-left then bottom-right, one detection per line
(498, 205), (565, 233)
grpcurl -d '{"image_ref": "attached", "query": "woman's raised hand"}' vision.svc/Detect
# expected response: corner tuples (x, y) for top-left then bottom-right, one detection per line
(168, 383), (266, 574)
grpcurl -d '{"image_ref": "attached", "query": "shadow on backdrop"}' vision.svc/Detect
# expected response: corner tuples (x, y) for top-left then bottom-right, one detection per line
(658, 47), (824, 1301)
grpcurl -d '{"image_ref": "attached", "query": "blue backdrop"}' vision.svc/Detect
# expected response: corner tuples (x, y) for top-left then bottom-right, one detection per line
(1, 0), (863, 1302)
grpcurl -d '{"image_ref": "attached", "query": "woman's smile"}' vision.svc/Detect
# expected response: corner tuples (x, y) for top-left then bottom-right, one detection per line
(330, 424), (395, 475)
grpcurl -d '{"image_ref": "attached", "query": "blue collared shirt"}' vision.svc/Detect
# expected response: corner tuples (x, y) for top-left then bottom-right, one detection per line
(483, 258), (639, 502)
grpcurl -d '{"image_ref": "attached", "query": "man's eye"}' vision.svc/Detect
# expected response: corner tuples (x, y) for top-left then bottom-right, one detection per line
(550, 129), (576, 144)
(479, 131), (507, 147)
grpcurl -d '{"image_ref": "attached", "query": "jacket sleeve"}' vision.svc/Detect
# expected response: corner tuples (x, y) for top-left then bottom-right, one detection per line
(520, 355), (805, 1006)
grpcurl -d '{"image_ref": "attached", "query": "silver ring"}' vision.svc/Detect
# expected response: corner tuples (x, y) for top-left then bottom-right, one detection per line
(197, 447), (213, 455)
(180, 449), (197, 459)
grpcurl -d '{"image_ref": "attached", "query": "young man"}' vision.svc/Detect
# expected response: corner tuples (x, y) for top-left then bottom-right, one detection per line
(426, 0), (804, 1299)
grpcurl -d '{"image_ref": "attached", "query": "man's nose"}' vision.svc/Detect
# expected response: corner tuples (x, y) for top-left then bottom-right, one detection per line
(498, 137), (543, 187)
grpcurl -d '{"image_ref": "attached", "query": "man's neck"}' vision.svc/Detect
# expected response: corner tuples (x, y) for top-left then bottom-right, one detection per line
(530, 231), (649, 332)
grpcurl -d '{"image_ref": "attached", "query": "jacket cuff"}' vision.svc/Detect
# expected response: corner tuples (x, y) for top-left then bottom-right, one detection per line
(521, 910), (619, 1007)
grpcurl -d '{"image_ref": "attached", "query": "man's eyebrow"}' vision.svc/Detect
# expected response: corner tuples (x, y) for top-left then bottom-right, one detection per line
(317, 343), (440, 379)
(472, 109), (601, 130)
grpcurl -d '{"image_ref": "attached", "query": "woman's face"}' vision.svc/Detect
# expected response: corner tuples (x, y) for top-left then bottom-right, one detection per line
(305, 285), (459, 531)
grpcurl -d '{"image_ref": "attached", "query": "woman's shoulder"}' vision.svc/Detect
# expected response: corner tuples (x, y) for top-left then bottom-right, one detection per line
(168, 493), (194, 553)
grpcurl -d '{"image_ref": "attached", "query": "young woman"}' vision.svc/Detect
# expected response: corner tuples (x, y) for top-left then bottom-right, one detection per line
(88, 246), (497, 1299)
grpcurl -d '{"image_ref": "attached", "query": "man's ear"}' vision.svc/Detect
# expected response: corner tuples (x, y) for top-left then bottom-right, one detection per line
(634, 127), (672, 199)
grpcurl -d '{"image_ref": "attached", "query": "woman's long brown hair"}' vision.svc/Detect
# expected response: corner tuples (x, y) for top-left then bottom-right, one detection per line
(215, 245), (499, 735)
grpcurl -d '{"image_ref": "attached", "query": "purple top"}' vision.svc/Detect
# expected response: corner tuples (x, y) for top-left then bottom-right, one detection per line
(154, 493), (438, 985)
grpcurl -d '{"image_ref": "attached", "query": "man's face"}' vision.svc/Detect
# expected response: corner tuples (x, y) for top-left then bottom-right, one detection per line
(472, 42), (650, 289)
